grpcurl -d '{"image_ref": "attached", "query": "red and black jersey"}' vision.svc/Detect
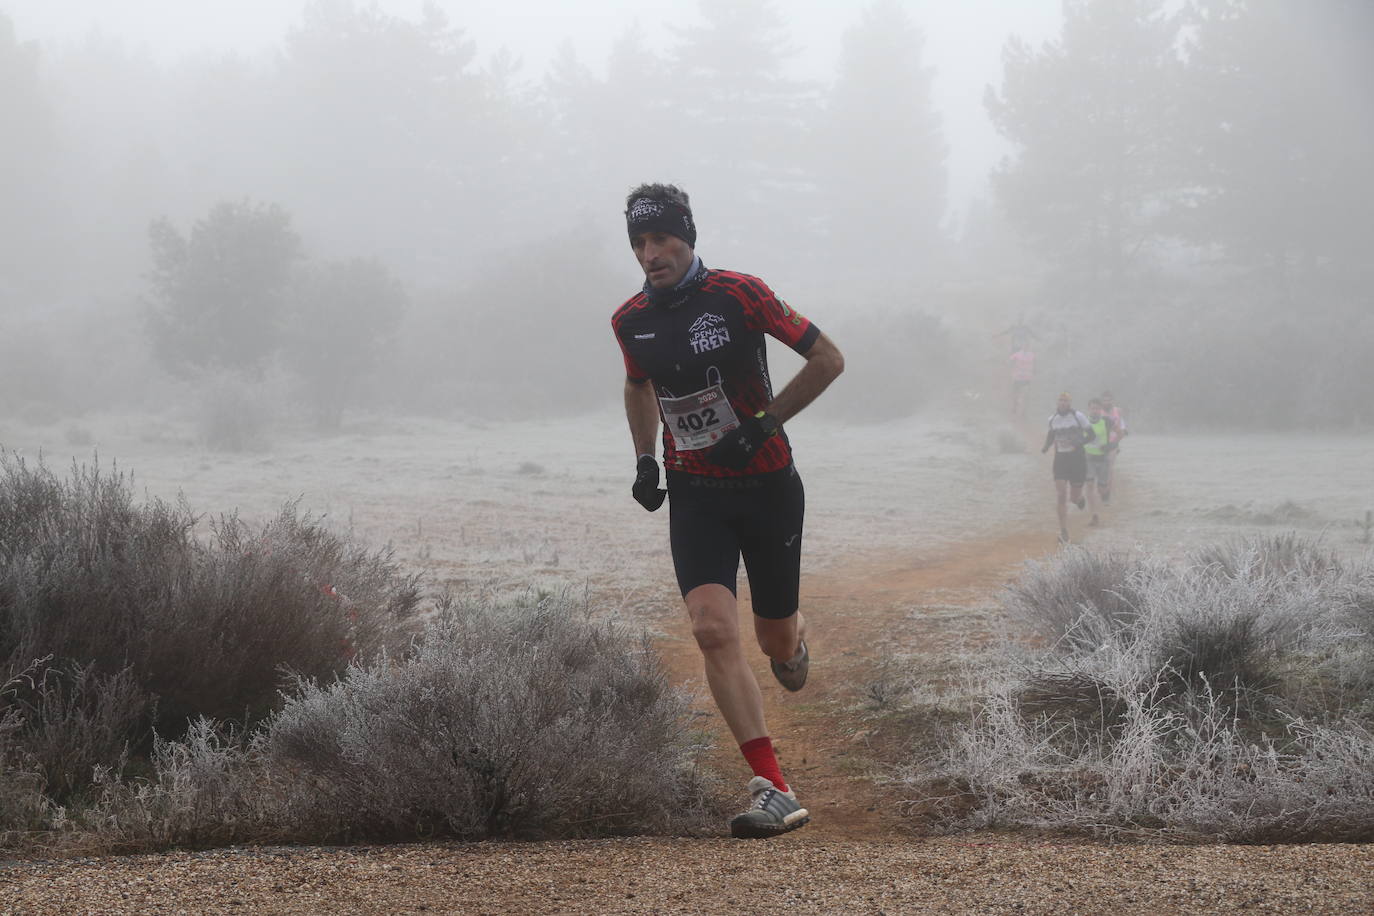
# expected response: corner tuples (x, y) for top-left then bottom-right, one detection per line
(612, 266), (820, 477)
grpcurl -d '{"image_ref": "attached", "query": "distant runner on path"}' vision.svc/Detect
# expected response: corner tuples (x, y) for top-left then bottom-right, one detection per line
(1083, 397), (1118, 528)
(1041, 392), (1093, 544)
(1100, 390), (1128, 504)
(1009, 345), (1035, 419)
(611, 183), (845, 839)
(993, 314), (1037, 354)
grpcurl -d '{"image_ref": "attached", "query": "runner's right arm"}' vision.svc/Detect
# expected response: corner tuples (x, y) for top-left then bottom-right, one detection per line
(625, 377), (667, 510)
(624, 377), (660, 458)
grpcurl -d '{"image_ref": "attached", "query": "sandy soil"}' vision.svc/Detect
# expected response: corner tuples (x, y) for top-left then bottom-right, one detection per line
(1, 404), (1371, 913)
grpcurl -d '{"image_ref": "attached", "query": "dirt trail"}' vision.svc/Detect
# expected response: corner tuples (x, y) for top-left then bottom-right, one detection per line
(654, 527), (1058, 839)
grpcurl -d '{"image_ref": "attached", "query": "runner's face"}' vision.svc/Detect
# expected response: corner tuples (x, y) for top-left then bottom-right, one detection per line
(1057, 398), (1071, 414)
(631, 231), (694, 289)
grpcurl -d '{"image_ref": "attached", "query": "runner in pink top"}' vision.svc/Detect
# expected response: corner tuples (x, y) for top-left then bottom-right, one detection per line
(1009, 347), (1035, 418)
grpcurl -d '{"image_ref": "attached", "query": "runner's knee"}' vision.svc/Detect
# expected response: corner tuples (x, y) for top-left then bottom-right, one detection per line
(687, 597), (739, 653)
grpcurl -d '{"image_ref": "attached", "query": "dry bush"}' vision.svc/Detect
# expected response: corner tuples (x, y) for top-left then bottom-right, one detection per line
(1191, 532), (1342, 581)
(0, 659), (55, 843)
(905, 536), (1374, 842)
(936, 680), (1374, 843)
(265, 592), (717, 842)
(0, 456), (713, 854)
(73, 719), (299, 854)
(3, 594), (715, 855)
(1, 663), (150, 801)
(1002, 549), (1161, 651)
(0, 453), (421, 818)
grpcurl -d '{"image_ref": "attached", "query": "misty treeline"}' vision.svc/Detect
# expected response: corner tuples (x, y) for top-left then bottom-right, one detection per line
(1, 0), (1370, 435)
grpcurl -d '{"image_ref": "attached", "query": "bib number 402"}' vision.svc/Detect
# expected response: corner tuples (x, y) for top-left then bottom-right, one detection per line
(659, 383), (740, 451)
(677, 407), (719, 433)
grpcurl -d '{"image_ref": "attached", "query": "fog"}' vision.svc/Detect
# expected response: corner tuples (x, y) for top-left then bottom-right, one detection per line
(1, 0), (1372, 437)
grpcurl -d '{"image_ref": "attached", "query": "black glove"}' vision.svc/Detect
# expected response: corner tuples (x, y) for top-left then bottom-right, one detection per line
(707, 414), (770, 471)
(632, 455), (666, 511)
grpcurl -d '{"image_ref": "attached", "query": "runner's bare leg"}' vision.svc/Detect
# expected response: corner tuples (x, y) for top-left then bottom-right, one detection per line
(755, 612), (804, 663)
(686, 584), (767, 743)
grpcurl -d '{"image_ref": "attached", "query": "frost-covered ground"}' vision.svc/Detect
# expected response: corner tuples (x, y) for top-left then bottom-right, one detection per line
(4, 408), (1370, 606)
(1078, 431), (1374, 563)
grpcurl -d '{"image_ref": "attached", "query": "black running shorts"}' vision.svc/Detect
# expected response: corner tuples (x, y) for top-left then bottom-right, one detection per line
(1053, 449), (1088, 485)
(666, 464), (805, 620)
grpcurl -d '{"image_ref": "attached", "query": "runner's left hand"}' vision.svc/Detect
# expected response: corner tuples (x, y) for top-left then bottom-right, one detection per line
(707, 415), (766, 471)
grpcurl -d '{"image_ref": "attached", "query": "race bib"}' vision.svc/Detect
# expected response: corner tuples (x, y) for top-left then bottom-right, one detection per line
(660, 384), (740, 451)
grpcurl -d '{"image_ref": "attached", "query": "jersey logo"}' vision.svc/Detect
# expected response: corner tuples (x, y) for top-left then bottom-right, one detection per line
(689, 312), (730, 354)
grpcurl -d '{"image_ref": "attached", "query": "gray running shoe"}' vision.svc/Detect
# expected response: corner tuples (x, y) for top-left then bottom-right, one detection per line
(729, 776), (810, 839)
(770, 639), (809, 692)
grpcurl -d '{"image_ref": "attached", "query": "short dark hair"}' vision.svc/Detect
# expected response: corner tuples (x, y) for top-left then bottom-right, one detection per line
(625, 183), (691, 211)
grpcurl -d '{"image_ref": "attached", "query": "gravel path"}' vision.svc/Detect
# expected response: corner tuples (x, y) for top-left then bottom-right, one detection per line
(4, 836), (1371, 914)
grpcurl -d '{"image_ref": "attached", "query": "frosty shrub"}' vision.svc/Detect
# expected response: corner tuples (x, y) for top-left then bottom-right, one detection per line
(266, 592), (715, 841)
(0, 453), (420, 809)
(2, 595), (714, 854)
(1, 663), (149, 801)
(907, 536), (1374, 842)
(75, 718), (299, 854)
(1003, 549), (1161, 651)
(0, 658), (55, 843)
(1191, 532), (1342, 581)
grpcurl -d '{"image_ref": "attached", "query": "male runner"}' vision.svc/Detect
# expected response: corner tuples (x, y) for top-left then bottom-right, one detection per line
(612, 183), (844, 839)
(1083, 398), (1117, 527)
(1041, 392), (1092, 544)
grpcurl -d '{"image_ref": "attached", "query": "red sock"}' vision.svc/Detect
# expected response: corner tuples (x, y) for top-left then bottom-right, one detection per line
(739, 737), (789, 793)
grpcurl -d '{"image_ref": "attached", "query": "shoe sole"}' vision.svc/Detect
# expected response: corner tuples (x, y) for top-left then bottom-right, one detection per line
(770, 640), (809, 692)
(770, 659), (808, 692)
(729, 809), (811, 839)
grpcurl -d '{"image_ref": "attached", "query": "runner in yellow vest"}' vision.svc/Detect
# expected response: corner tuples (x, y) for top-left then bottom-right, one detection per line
(1084, 398), (1118, 527)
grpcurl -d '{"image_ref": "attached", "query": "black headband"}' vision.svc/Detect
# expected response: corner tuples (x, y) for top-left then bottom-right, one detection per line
(625, 197), (696, 247)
